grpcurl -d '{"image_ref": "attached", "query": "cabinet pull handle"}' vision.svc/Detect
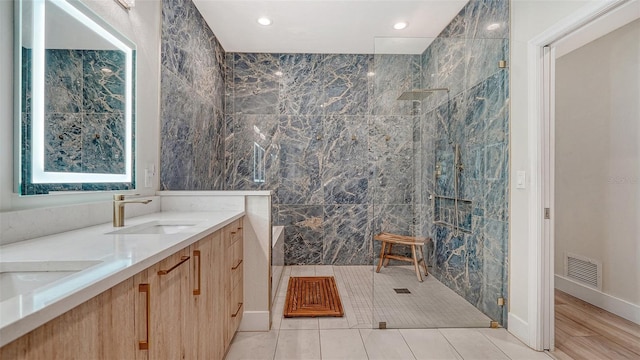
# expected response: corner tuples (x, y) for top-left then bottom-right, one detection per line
(231, 302), (243, 318)
(157, 255), (190, 275)
(193, 250), (201, 295)
(231, 259), (243, 270)
(138, 284), (150, 350)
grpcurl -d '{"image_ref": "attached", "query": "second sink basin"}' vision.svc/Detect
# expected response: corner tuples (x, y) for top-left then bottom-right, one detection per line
(107, 221), (198, 235)
(0, 260), (103, 302)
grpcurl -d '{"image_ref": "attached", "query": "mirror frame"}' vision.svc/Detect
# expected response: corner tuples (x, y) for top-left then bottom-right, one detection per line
(15, 0), (136, 194)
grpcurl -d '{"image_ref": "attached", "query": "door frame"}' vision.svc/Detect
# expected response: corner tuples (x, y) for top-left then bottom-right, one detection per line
(527, 0), (639, 350)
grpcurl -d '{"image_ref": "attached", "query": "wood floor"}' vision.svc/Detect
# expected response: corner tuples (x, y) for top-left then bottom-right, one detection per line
(550, 290), (640, 360)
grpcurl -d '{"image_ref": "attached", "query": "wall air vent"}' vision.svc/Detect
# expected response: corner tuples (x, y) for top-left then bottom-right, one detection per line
(564, 252), (602, 290)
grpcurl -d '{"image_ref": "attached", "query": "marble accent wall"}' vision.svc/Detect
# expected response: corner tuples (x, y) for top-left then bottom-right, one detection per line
(225, 53), (424, 266)
(417, 0), (510, 325)
(157, 0), (509, 325)
(20, 48), (134, 195)
(160, 0), (226, 190)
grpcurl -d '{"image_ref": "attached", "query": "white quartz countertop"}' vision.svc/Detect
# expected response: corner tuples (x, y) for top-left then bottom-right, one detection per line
(0, 210), (244, 347)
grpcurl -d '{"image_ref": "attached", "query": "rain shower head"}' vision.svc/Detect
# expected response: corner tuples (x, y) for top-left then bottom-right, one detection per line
(397, 88), (449, 101)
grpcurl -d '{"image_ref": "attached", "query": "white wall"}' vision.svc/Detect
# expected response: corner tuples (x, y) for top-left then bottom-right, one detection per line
(0, 0), (161, 212)
(555, 19), (639, 305)
(509, 0), (591, 341)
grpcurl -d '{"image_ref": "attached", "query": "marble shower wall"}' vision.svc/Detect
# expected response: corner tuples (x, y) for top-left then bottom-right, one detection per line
(417, 0), (510, 324)
(225, 53), (423, 265)
(20, 48), (133, 195)
(160, 0), (226, 190)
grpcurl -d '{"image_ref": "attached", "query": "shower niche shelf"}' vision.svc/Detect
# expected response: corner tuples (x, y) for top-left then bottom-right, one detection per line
(433, 196), (473, 233)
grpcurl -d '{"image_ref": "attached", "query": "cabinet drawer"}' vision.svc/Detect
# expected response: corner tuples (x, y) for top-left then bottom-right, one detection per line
(224, 219), (242, 248)
(229, 220), (242, 245)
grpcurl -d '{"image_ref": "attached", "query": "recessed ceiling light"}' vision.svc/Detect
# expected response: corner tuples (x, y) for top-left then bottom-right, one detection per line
(393, 22), (408, 30)
(257, 17), (272, 26)
(487, 23), (500, 31)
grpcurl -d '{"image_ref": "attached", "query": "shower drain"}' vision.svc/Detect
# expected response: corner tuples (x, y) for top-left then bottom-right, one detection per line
(393, 288), (411, 294)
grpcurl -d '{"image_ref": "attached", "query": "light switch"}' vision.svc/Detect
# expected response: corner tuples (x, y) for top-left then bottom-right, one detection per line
(516, 171), (526, 189)
(144, 169), (152, 188)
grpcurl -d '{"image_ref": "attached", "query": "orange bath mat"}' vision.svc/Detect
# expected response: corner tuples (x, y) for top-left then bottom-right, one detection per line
(284, 276), (344, 318)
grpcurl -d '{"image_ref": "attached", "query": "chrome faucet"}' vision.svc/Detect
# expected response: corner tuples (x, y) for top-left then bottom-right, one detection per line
(113, 194), (152, 227)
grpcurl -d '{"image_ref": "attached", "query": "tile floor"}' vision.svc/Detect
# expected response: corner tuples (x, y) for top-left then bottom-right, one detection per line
(334, 265), (492, 328)
(226, 266), (551, 360)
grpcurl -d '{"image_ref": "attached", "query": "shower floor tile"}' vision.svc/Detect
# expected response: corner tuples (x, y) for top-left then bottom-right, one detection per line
(277, 265), (492, 329)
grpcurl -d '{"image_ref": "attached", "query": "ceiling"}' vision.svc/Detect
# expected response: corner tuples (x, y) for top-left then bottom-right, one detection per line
(192, 1), (468, 54)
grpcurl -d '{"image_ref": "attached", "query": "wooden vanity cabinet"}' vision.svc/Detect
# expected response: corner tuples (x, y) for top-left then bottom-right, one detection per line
(0, 219), (243, 360)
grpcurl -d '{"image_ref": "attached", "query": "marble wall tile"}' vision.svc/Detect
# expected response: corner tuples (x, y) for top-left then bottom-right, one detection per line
(322, 115), (369, 205)
(224, 114), (235, 187)
(213, 108), (226, 189)
(279, 54), (325, 115)
(370, 115), (416, 205)
(233, 53), (280, 115)
(224, 53), (234, 115)
(160, 71), (194, 142)
(463, 0), (510, 40)
(438, 0), (509, 40)
(160, 0), (225, 190)
(485, 71), (509, 143)
(278, 205), (324, 265)
(466, 38), (507, 90)
(161, 0), (206, 85)
(435, 38), (467, 98)
(323, 54), (371, 115)
(276, 115), (323, 204)
(228, 114), (281, 192)
(160, 137), (194, 190)
(323, 204), (373, 265)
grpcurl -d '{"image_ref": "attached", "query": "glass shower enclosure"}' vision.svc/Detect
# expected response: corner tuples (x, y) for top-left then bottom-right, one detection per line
(370, 31), (509, 329)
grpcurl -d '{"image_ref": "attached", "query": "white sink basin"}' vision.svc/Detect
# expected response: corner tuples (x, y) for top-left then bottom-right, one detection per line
(0, 261), (102, 302)
(107, 221), (198, 235)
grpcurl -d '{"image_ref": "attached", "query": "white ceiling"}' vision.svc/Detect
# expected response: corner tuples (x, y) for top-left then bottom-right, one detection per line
(192, 1), (468, 54)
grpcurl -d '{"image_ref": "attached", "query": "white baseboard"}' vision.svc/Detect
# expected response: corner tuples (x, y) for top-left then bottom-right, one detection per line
(555, 275), (640, 325)
(507, 312), (529, 345)
(238, 311), (270, 331)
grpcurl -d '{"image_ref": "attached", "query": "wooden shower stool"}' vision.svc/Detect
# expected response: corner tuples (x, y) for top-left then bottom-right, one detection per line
(374, 232), (430, 282)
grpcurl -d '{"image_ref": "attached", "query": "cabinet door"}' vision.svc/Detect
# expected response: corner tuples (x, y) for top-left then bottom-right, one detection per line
(224, 219), (244, 348)
(0, 278), (136, 360)
(191, 230), (226, 360)
(134, 247), (192, 360)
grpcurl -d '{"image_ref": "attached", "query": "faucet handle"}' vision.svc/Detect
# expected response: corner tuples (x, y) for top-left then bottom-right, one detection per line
(114, 193), (142, 200)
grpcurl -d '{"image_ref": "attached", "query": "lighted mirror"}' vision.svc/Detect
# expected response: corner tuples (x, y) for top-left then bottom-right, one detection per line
(16, 0), (136, 195)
